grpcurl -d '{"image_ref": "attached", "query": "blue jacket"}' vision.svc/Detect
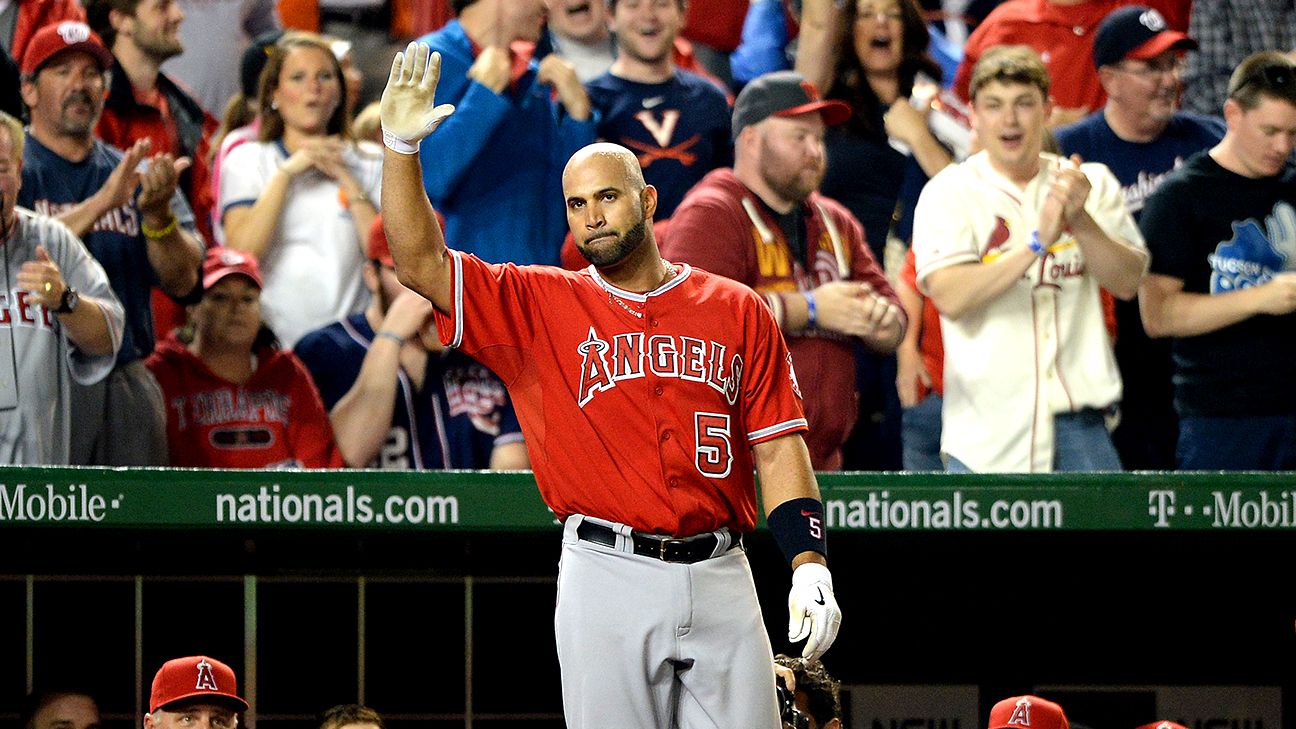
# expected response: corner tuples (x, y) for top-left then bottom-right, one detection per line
(417, 21), (597, 265)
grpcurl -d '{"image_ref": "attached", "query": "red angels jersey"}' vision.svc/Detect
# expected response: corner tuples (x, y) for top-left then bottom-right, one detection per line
(434, 252), (808, 536)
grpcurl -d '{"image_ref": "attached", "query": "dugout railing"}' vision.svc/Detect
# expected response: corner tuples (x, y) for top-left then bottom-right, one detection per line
(1, 467), (1292, 729)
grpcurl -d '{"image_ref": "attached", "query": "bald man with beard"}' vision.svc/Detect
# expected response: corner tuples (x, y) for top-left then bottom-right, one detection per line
(379, 44), (844, 728)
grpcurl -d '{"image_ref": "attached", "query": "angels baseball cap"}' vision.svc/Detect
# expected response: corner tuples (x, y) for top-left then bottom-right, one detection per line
(20, 21), (114, 76)
(202, 247), (264, 290)
(988, 696), (1070, 729)
(149, 656), (249, 713)
(1092, 6), (1196, 69)
(731, 71), (852, 138)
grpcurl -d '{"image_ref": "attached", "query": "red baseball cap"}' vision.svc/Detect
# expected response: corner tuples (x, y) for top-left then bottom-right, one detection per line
(149, 656), (249, 713)
(988, 696), (1070, 729)
(20, 21), (114, 76)
(202, 247), (264, 290)
(367, 214), (394, 267)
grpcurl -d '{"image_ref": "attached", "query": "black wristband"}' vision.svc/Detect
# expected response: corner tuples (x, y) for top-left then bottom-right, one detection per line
(767, 497), (827, 565)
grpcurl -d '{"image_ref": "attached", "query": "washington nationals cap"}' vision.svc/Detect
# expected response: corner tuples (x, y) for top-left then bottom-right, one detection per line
(20, 21), (114, 76)
(731, 71), (852, 138)
(202, 247), (264, 290)
(1092, 6), (1196, 69)
(149, 656), (249, 713)
(988, 696), (1070, 729)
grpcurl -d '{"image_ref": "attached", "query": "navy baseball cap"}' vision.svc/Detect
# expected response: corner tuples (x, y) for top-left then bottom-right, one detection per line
(731, 71), (852, 138)
(1092, 6), (1196, 69)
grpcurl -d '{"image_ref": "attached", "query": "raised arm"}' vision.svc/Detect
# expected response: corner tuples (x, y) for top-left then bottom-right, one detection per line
(379, 43), (458, 312)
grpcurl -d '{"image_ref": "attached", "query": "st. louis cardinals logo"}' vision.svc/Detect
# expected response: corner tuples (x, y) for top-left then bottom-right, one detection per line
(194, 659), (219, 690)
(576, 326), (743, 407)
(1007, 698), (1033, 727)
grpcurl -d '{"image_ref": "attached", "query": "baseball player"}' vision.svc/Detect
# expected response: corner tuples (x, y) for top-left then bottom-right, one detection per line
(912, 45), (1148, 473)
(145, 655), (248, 729)
(0, 110), (124, 465)
(379, 43), (842, 729)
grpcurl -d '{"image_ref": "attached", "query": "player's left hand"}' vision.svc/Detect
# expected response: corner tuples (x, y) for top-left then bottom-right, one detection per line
(17, 246), (67, 309)
(787, 562), (841, 661)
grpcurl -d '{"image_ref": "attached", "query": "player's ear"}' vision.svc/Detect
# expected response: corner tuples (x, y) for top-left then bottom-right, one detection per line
(641, 184), (658, 221)
(825, 719), (842, 729)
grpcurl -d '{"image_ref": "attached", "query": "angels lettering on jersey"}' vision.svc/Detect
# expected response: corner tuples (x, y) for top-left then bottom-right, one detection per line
(576, 326), (743, 408)
(1208, 201), (1296, 292)
(0, 289), (59, 334)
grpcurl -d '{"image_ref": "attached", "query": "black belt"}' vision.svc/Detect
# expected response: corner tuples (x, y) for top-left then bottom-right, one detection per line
(576, 520), (741, 564)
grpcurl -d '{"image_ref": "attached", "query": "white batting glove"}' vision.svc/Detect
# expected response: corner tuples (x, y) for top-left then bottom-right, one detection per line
(379, 42), (456, 154)
(787, 562), (841, 662)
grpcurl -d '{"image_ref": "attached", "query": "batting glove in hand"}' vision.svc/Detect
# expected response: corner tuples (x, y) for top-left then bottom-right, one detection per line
(380, 42), (455, 154)
(787, 562), (841, 661)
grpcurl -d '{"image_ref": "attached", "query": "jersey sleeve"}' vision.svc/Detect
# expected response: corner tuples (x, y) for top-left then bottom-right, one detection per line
(432, 251), (544, 385)
(284, 353), (346, 468)
(219, 143), (269, 218)
(43, 217), (123, 384)
(739, 290), (808, 445)
(911, 165), (982, 289)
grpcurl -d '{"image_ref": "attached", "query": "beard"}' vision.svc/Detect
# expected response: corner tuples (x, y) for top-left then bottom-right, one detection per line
(136, 29), (184, 62)
(56, 91), (101, 136)
(577, 218), (648, 268)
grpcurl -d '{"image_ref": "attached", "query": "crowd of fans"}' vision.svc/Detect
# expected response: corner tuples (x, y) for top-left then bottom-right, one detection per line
(1, 0), (1294, 473)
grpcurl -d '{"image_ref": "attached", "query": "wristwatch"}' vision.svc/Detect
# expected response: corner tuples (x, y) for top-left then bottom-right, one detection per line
(54, 286), (79, 314)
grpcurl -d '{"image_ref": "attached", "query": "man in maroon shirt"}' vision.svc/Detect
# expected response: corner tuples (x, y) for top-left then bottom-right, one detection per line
(663, 71), (905, 470)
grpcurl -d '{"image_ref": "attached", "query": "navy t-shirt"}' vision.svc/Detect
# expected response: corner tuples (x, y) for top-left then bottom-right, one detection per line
(1055, 111), (1225, 221)
(19, 133), (197, 365)
(1139, 152), (1296, 417)
(295, 314), (523, 469)
(586, 69), (732, 218)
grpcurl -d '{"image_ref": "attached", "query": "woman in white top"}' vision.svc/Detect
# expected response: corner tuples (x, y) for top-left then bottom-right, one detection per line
(221, 32), (382, 348)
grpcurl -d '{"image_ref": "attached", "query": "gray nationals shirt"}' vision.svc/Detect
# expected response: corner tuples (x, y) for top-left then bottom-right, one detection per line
(0, 208), (123, 464)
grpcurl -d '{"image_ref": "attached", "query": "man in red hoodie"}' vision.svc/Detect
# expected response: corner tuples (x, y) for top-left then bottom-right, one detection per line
(663, 71), (905, 470)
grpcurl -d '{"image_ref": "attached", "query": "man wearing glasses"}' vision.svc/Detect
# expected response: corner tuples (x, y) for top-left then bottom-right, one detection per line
(1139, 51), (1296, 470)
(1055, 5), (1225, 472)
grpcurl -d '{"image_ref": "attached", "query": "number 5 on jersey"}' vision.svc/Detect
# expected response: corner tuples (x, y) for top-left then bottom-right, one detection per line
(695, 412), (733, 478)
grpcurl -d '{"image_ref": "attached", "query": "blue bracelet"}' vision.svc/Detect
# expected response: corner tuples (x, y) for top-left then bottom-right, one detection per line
(376, 330), (405, 346)
(803, 291), (817, 329)
(1028, 230), (1047, 257)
